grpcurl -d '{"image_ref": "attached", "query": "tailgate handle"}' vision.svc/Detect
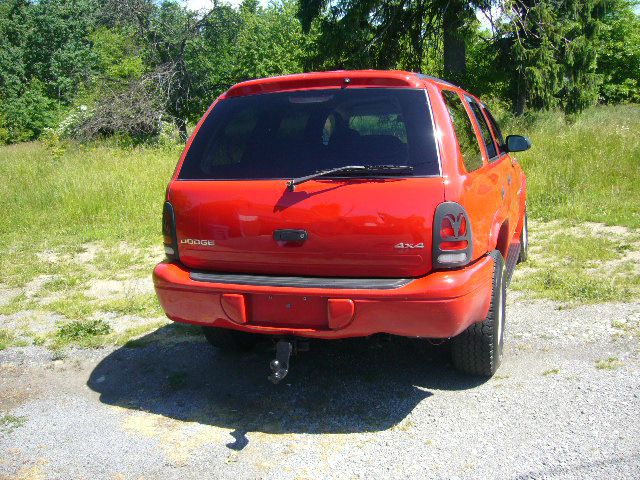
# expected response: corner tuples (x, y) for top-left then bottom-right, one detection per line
(273, 229), (308, 242)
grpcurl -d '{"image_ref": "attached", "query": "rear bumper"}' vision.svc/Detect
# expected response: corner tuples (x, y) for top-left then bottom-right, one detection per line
(152, 255), (494, 339)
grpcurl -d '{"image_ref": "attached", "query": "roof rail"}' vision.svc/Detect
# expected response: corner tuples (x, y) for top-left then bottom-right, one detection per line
(414, 73), (459, 88)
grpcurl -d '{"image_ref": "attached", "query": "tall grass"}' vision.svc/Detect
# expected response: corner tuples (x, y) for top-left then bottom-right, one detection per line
(503, 104), (640, 228)
(0, 142), (179, 250)
(0, 104), (637, 255)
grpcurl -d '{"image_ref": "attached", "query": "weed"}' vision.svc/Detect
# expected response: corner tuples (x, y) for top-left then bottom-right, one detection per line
(0, 329), (14, 350)
(611, 319), (640, 337)
(55, 319), (111, 347)
(47, 293), (97, 319)
(98, 294), (162, 318)
(0, 414), (27, 433)
(545, 233), (621, 265)
(513, 268), (633, 304)
(110, 320), (167, 346)
(595, 357), (623, 370)
(511, 228), (640, 304)
(37, 273), (88, 297)
(542, 368), (560, 376)
(51, 348), (67, 360)
(0, 293), (38, 316)
(93, 249), (148, 278)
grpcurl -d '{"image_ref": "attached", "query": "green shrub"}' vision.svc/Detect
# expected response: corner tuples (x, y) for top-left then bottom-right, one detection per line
(56, 319), (111, 342)
(0, 80), (58, 143)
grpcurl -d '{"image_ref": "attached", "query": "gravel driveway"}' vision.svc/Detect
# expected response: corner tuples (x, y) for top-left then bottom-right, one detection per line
(1, 296), (639, 479)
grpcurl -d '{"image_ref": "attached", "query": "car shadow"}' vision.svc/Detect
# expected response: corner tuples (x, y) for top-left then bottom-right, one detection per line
(87, 325), (487, 449)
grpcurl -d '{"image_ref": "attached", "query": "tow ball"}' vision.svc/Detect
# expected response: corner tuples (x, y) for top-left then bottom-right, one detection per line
(268, 338), (308, 384)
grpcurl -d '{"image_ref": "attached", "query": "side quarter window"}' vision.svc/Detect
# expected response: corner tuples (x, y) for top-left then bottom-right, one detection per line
(465, 97), (498, 161)
(441, 90), (483, 173)
(482, 106), (505, 152)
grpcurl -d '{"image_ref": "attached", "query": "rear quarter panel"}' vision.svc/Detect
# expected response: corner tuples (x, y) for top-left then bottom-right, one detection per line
(427, 82), (513, 260)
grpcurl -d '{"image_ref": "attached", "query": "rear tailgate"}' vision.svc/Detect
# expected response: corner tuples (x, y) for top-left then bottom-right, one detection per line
(170, 178), (444, 278)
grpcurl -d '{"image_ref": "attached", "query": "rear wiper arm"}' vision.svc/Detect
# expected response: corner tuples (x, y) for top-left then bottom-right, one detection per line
(286, 165), (413, 191)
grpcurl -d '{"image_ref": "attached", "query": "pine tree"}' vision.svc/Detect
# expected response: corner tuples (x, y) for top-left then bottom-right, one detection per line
(504, 0), (603, 114)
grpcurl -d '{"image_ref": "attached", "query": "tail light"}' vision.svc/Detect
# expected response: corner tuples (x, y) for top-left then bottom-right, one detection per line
(162, 201), (179, 261)
(432, 202), (473, 269)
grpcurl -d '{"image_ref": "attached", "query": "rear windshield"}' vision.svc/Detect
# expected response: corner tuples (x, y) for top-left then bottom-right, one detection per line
(178, 88), (439, 180)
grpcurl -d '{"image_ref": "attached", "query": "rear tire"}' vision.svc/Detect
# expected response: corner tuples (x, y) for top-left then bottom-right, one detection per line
(451, 250), (506, 376)
(517, 209), (529, 263)
(202, 327), (261, 351)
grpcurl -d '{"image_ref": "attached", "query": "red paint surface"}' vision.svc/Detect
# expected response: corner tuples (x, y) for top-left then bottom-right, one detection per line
(155, 70), (527, 338)
(153, 255), (493, 339)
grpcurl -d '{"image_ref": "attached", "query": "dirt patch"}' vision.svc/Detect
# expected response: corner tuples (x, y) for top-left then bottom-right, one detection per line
(120, 410), (229, 466)
(73, 242), (102, 264)
(0, 311), (62, 336)
(24, 275), (58, 300)
(86, 278), (154, 301)
(532, 220), (637, 239)
(0, 287), (21, 307)
(102, 314), (168, 335)
(35, 250), (60, 263)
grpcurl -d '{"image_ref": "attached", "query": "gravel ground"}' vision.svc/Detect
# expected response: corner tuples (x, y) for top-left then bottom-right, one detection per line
(1, 296), (639, 480)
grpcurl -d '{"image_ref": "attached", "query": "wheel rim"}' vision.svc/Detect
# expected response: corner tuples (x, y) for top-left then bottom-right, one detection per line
(522, 215), (528, 252)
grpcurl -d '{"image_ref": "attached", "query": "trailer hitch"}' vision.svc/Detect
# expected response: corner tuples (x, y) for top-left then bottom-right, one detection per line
(268, 340), (292, 384)
(268, 339), (308, 384)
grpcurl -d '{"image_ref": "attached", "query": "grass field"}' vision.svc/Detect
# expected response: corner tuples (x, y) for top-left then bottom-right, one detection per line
(0, 104), (638, 350)
(505, 104), (640, 228)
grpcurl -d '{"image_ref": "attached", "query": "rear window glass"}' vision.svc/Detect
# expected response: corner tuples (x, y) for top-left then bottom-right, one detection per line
(179, 88), (439, 180)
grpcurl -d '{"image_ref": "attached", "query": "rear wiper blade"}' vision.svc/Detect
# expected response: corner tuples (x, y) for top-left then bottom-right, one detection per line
(286, 165), (413, 191)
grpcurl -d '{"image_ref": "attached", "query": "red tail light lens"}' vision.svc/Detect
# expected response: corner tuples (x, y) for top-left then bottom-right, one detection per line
(432, 202), (473, 269)
(162, 202), (179, 261)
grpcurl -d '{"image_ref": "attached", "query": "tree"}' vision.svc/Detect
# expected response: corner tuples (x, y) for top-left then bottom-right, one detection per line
(298, 0), (492, 79)
(24, 0), (98, 102)
(493, 0), (604, 114)
(298, 0), (443, 71)
(233, 0), (313, 81)
(597, 0), (640, 103)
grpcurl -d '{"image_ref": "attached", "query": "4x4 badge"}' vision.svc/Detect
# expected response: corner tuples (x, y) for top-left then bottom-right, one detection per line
(395, 242), (424, 249)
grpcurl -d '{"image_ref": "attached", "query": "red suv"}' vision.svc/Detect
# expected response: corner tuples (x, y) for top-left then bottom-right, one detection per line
(153, 70), (530, 382)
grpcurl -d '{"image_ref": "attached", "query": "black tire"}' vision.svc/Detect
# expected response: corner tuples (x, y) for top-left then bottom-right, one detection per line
(451, 250), (506, 376)
(202, 327), (261, 351)
(517, 209), (529, 263)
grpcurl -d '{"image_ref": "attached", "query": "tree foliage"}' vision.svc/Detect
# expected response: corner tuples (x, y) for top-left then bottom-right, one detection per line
(0, 0), (637, 144)
(597, 0), (640, 103)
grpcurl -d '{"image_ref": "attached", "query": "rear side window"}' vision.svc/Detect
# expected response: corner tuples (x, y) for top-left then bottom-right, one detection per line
(179, 88), (439, 180)
(465, 97), (498, 160)
(441, 90), (483, 173)
(482, 106), (505, 150)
